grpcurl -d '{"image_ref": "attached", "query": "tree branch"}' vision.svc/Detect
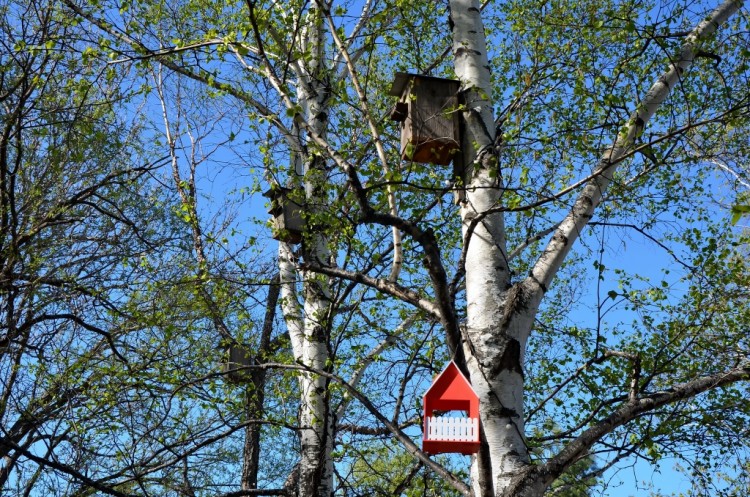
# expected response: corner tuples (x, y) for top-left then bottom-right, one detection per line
(527, 363), (750, 492)
(301, 263), (442, 320)
(525, 0), (744, 306)
(239, 362), (473, 497)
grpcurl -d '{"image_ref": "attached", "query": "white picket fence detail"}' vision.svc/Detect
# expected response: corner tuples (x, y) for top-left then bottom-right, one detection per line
(425, 416), (478, 441)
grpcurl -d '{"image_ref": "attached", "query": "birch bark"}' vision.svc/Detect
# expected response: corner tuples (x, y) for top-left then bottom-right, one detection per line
(277, 6), (335, 496)
(527, 0), (744, 307)
(448, 0), (531, 494)
(448, 0), (745, 495)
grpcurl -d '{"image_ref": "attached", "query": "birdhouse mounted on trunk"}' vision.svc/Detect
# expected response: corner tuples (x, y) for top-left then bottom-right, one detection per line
(263, 185), (304, 244)
(222, 344), (255, 383)
(422, 361), (481, 455)
(389, 73), (461, 166)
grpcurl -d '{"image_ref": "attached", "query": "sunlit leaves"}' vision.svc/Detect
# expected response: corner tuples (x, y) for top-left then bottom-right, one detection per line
(21, 0), (750, 494)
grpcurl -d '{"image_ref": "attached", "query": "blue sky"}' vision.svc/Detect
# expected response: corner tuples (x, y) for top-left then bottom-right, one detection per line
(122, 0), (749, 494)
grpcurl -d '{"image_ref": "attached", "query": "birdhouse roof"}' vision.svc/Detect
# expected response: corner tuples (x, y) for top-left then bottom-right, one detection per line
(388, 72), (460, 97)
(263, 184), (293, 200)
(423, 361), (478, 403)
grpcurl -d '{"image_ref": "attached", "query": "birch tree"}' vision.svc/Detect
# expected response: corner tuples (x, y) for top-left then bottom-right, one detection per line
(54, 0), (750, 496)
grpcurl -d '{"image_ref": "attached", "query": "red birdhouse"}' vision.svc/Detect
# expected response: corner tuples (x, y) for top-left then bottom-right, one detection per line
(422, 361), (480, 455)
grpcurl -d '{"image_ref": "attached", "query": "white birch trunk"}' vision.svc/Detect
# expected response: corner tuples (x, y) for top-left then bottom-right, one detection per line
(278, 6), (335, 496)
(447, 1), (744, 496)
(449, 0), (531, 494)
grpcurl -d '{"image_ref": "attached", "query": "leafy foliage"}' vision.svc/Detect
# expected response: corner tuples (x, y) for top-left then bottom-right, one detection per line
(2, 0), (749, 495)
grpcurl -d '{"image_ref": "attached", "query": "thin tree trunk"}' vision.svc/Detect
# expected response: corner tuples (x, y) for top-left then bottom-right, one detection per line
(241, 277), (280, 490)
(241, 378), (264, 491)
(280, 5), (335, 496)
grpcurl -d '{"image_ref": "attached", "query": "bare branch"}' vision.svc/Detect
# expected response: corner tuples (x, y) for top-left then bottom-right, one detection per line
(318, 0), (404, 282)
(507, 223), (560, 261)
(302, 263), (442, 320)
(337, 313), (420, 418)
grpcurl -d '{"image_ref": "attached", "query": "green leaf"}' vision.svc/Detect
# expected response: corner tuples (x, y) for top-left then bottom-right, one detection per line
(730, 204), (750, 225)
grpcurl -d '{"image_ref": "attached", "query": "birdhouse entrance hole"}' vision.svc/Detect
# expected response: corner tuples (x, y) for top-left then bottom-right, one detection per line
(422, 361), (480, 455)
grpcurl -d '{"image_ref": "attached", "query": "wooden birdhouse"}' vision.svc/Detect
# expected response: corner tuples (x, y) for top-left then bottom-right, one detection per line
(222, 344), (255, 383)
(389, 73), (461, 166)
(263, 186), (304, 244)
(422, 361), (481, 455)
